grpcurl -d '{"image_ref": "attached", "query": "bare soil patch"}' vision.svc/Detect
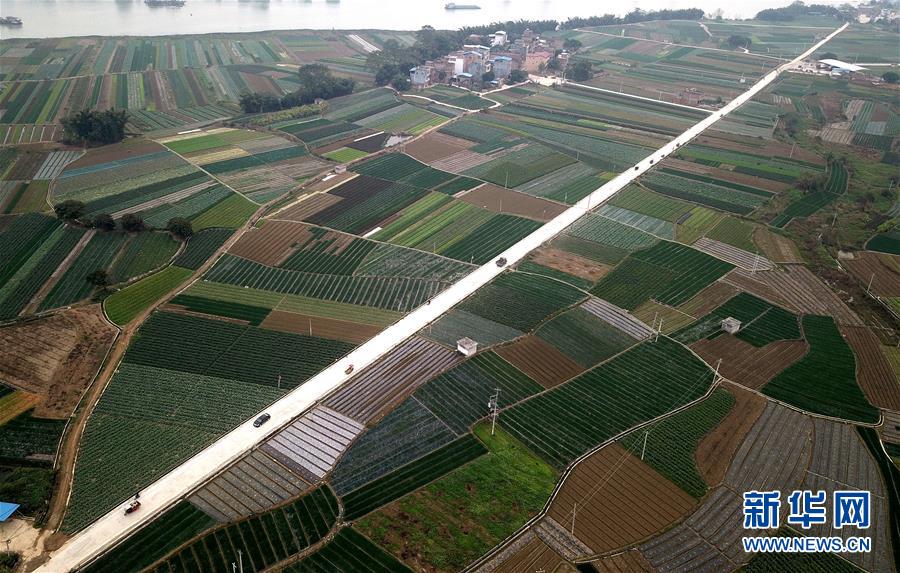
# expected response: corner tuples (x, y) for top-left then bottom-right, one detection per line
(404, 132), (473, 163)
(495, 336), (584, 389)
(843, 251), (900, 297)
(695, 385), (767, 486)
(458, 184), (566, 222)
(677, 280), (739, 318)
(260, 310), (381, 344)
(0, 305), (117, 419)
(274, 193), (343, 222)
(493, 535), (567, 573)
(753, 226), (803, 263)
(590, 549), (655, 572)
(230, 219), (313, 265)
(691, 335), (808, 390)
(840, 325), (900, 410)
(546, 443), (696, 555)
(529, 247), (610, 283)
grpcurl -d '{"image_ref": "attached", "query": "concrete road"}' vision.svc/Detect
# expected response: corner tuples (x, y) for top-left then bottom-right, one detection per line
(37, 22), (846, 573)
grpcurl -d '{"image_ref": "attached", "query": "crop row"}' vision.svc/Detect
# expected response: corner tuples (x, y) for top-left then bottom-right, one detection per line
(109, 232), (180, 285)
(591, 240), (734, 310)
(146, 487), (338, 573)
(673, 292), (800, 347)
(414, 352), (544, 435)
(173, 228), (233, 270)
(536, 305), (637, 368)
(124, 311), (354, 389)
(500, 337), (714, 469)
(0, 410), (66, 462)
(0, 213), (60, 289)
(104, 265), (193, 325)
(566, 212), (660, 251)
(619, 388), (735, 498)
(342, 434), (487, 520)
(284, 528), (411, 573)
(459, 271), (586, 332)
(441, 214), (542, 264)
(642, 172), (766, 215)
(205, 254), (447, 311)
(763, 315), (878, 423)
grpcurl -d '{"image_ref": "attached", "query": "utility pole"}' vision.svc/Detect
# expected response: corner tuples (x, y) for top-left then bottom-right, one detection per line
(238, 550), (243, 573)
(866, 272), (874, 296)
(277, 374), (281, 390)
(640, 431), (649, 460)
(488, 389), (500, 435)
(571, 502), (577, 534)
(713, 358), (722, 384)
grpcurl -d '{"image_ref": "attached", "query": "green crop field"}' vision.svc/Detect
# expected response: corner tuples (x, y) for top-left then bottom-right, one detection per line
(104, 265), (192, 325)
(63, 361), (285, 533)
(440, 214), (542, 265)
(173, 228), (233, 270)
(190, 193), (258, 230)
(673, 292), (800, 347)
(0, 410), (66, 461)
(39, 231), (127, 311)
(705, 216), (756, 251)
(565, 213), (659, 252)
(500, 337), (714, 468)
(109, 232), (180, 285)
(459, 271), (585, 332)
(284, 528), (412, 573)
(357, 424), (557, 572)
(415, 353), (543, 434)
(81, 501), (216, 573)
(152, 487), (339, 572)
(342, 434), (488, 520)
(124, 311), (354, 388)
(536, 305), (637, 367)
(591, 241), (733, 310)
(619, 388), (734, 498)
(763, 315), (878, 423)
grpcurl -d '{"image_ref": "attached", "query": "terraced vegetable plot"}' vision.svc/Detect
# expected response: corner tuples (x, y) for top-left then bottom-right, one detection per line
(501, 338), (714, 468)
(0, 410), (66, 461)
(642, 171), (769, 215)
(172, 228), (233, 269)
(763, 315), (878, 423)
(590, 241), (734, 310)
(536, 305), (637, 367)
(39, 231), (127, 311)
(770, 161), (848, 228)
(109, 231), (180, 284)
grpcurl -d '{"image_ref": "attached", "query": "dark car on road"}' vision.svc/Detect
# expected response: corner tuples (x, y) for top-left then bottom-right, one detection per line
(253, 413), (271, 427)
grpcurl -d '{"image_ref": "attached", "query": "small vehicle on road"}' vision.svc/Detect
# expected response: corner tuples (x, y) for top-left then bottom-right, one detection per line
(496, 257), (507, 267)
(253, 413), (271, 428)
(345, 364), (354, 375)
(124, 500), (141, 514)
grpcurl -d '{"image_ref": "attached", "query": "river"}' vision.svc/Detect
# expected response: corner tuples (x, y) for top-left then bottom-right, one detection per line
(0, 0), (845, 39)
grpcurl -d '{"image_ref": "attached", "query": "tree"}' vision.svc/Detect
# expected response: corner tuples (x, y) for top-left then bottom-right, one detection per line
(120, 213), (145, 233)
(481, 71), (496, 83)
(92, 213), (116, 231)
(726, 35), (752, 49)
(508, 69), (528, 83)
(390, 76), (411, 91)
(167, 217), (194, 240)
(881, 71), (899, 84)
(54, 200), (86, 221)
(238, 92), (281, 114)
(86, 269), (110, 288)
(61, 109), (128, 145)
(291, 64), (356, 104)
(820, 52), (838, 60)
(568, 60), (593, 81)
(563, 38), (582, 52)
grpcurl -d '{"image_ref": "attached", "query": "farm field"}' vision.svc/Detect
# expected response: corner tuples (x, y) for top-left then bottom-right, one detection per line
(356, 424), (557, 573)
(762, 315), (878, 423)
(284, 528), (412, 573)
(500, 338), (714, 469)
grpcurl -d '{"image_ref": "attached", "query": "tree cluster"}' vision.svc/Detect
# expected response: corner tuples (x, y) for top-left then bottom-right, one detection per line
(755, 1), (842, 21)
(726, 35), (752, 49)
(560, 8), (705, 29)
(238, 64), (354, 114)
(61, 109), (129, 145)
(566, 60), (593, 81)
(53, 200), (193, 240)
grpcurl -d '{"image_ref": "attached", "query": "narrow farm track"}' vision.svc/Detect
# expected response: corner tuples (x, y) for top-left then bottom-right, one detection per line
(35, 23), (849, 573)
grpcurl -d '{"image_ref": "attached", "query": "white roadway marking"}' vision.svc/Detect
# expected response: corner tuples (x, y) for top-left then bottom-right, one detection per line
(37, 23), (847, 573)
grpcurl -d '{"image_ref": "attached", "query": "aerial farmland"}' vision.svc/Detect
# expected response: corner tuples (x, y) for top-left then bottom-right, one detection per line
(0, 4), (898, 573)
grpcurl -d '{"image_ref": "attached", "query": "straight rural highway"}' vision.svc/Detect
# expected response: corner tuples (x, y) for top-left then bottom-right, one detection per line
(38, 22), (847, 573)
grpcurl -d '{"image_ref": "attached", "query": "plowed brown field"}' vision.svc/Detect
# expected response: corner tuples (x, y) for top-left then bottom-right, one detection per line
(260, 310), (381, 344)
(840, 325), (900, 410)
(753, 226), (803, 263)
(695, 385), (767, 485)
(546, 443), (696, 555)
(405, 132), (473, 163)
(274, 192), (343, 222)
(495, 335), (584, 388)
(843, 251), (900, 297)
(493, 535), (567, 573)
(691, 335), (808, 389)
(590, 549), (655, 572)
(459, 184), (567, 222)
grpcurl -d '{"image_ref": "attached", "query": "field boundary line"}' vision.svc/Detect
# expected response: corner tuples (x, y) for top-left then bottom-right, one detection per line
(575, 28), (790, 61)
(564, 80), (714, 113)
